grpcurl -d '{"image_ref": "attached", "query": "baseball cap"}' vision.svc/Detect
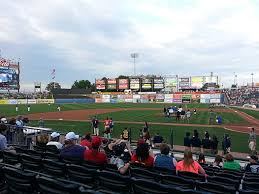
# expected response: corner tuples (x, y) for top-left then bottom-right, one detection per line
(1, 118), (7, 124)
(65, 132), (79, 141)
(50, 132), (60, 138)
(92, 136), (102, 148)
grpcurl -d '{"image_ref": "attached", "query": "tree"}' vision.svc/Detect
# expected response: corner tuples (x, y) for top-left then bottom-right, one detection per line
(71, 80), (92, 89)
(117, 75), (129, 79)
(46, 82), (61, 91)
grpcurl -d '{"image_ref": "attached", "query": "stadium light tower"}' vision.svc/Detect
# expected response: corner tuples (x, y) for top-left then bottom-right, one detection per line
(131, 53), (138, 76)
(251, 73), (254, 88)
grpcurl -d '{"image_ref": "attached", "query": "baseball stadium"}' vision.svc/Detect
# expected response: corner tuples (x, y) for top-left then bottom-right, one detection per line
(1, 1), (259, 194)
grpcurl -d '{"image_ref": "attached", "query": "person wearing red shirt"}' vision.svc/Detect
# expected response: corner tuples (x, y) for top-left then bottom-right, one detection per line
(103, 117), (111, 139)
(84, 136), (107, 164)
(80, 133), (92, 150)
(131, 143), (154, 167)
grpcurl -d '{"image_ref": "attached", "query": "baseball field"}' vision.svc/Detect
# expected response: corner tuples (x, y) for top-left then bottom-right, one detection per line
(1, 103), (259, 153)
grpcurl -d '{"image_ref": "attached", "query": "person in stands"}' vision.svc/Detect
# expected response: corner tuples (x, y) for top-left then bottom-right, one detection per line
(248, 128), (256, 154)
(46, 132), (63, 149)
(211, 135), (218, 154)
(0, 124), (15, 152)
(154, 143), (177, 170)
(245, 155), (259, 173)
(110, 144), (130, 174)
(191, 130), (201, 153)
(202, 131), (211, 154)
(222, 134), (231, 154)
(80, 132), (92, 150)
(198, 153), (206, 164)
(131, 143), (154, 167)
(211, 155), (223, 169)
(184, 132), (192, 151)
(84, 136), (107, 165)
(152, 132), (164, 148)
(223, 153), (241, 171)
(176, 150), (206, 175)
(60, 132), (85, 160)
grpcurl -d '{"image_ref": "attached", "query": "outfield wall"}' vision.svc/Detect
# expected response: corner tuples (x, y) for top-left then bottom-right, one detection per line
(0, 99), (55, 105)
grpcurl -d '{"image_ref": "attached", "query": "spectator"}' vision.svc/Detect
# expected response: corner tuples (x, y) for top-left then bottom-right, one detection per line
(109, 118), (114, 134)
(154, 143), (177, 170)
(180, 110), (186, 120)
(16, 115), (24, 127)
(60, 132), (85, 160)
(36, 134), (49, 147)
(91, 116), (99, 136)
(46, 132), (63, 149)
(222, 134), (231, 154)
(184, 132), (191, 151)
(80, 133), (92, 149)
(212, 155), (223, 169)
(223, 153), (241, 171)
(84, 136), (107, 165)
(103, 117), (111, 139)
(186, 109), (191, 122)
(245, 155), (259, 173)
(38, 118), (45, 128)
(248, 128), (256, 154)
(131, 143), (154, 167)
(202, 131), (211, 154)
(198, 153), (206, 164)
(191, 130), (201, 153)
(110, 144), (130, 174)
(0, 117), (7, 124)
(211, 135), (218, 154)
(176, 150), (206, 175)
(142, 127), (151, 145)
(0, 124), (15, 151)
(152, 132), (164, 148)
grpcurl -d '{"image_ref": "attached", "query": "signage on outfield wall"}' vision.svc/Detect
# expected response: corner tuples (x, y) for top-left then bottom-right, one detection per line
(8, 99), (18, 104)
(0, 100), (8, 104)
(36, 99), (55, 104)
(27, 99), (37, 104)
(204, 76), (218, 84)
(118, 79), (129, 89)
(179, 77), (190, 89)
(96, 80), (106, 90)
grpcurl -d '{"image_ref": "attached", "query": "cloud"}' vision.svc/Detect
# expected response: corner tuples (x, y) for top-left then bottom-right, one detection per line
(0, 0), (259, 90)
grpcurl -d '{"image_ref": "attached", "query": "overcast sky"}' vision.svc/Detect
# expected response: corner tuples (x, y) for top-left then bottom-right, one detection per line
(1, 0), (259, 91)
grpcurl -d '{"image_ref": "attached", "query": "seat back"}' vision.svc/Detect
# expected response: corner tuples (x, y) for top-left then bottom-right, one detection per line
(3, 166), (36, 194)
(66, 164), (96, 185)
(26, 149), (43, 159)
(36, 176), (79, 194)
(153, 166), (176, 175)
(178, 171), (206, 182)
(207, 176), (239, 190)
(46, 145), (60, 154)
(130, 167), (159, 181)
(131, 178), (169, 194)
(243, 181), (259, 191)
(239, 189), (259, 194)
(3, 151), (20, 165)
(43, 152), (60, 161)
(42, 159), (66, 177)
(160, 174), (195, 189)
(196, 182), (236, 194)
(20, 154), (42, 171)
(97, 170), (131, 193)
(81, 160), (104, 170)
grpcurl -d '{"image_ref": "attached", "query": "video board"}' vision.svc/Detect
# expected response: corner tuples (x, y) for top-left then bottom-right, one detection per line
(118, 79), (129, 90)
(107, 79), (117, 90)
(0, 58), (20, 90)
(141, 78), (152, 89)
(130, 78), (140, 90)
(178, 77), (190, 89)
(191, 76), (204, 89)
(95, 79), (106, 90)
(153, 78), (164, 89)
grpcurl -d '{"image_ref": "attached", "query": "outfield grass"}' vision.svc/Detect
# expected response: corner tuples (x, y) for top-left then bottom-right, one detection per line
(0, 103), (212, 117)
(29, 120), (256, 153)
(91, 110), (248, 125)
(234, 108), (259, 120)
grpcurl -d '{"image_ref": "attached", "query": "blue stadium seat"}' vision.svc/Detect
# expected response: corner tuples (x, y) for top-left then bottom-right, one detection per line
(196, 182), (236, 194)
(160, 174), (195, 189)
(42, 159), (66, 177)
(20, 153), (42, 171)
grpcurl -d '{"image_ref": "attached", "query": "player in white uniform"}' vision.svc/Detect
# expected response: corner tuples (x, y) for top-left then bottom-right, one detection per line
(15, 105), (19, 112)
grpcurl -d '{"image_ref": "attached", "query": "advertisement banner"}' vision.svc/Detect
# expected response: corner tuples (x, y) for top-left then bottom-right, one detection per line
(8, 99), (18, 104)
(200, 94), (210, 99)
(102, 95), (110, 99)
(125, 99), (133, 103)
(164, 98), (173, 103)
(191, 76), (204, 88)
(173, 99), (182, 103)
(141, 84), (152, 89)
(0, 100), (8, 104)
(36, 99), (55, 104)
(130, 78), (140, 89)
(155, 99), (164, 103)
(141, 78), (152, 89)
(117, 99), (125, 103)
(164, 77), (177, 87)
(141, 95), (149, 99)
(210, 94), (221, 99)
(210, 99), (220, 103)
(140, 99), (149, 103)
(148, 95), (156, 100)
(153, 78), (164, 89)
(17, 99), (27, 104)
(107, 79), (117, 90)
(179, 77), (190, 89)
(110, 99), (117, 103)
(133, 95), (141, 99)
(173, 94), (182, 99)
(117, 95), (125, 99)
(107, 84), (117, 89)
(118, 79), (129, 90)
(156, 94), (164, 99)
(205, 76), (218, 84)
(192, 94), (200, 100)
(27, 99), (37, 104)
(164, 94), (173, 99)
(124, 95), (133, 99)
(95, 98), (103, 103)
(182, 94), (192, 100)
(96, 80), (106, 90)
(102, 98), (110, 103)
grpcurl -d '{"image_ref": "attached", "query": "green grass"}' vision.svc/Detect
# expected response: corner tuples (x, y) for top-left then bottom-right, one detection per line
(234, 108), (259, 120)
(0, 103), (210, 117)
(29, 120), (257, 153)
(91, 110), (248, 125)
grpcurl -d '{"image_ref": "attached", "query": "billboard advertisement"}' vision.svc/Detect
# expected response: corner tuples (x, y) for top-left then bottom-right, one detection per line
(178, 77), (190, 89)
(153, 78), (164, 89)
(107, 79), (116, 89)
(96, 80), (106, 90)
(191, 76), (204, 88)
(118, 79), (129, 90)
(204, 76), (218, 84)
(130, 78), (140, 90)
(141, 78), (152, 89)
(0, 58), (19, 90)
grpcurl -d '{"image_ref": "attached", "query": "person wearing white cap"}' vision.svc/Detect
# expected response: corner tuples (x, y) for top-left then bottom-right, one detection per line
(46, 132), (63, 150)
(60, 132), (85, 160)
(0, 117), (7, 124)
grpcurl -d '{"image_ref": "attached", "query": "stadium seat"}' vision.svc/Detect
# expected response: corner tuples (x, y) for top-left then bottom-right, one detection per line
(36, 176), (80, 194)
(14, 146), (28, 154)
(242, 181), (259, 191)
(82, 160), (104, 170)
(178, 171), (206, 182)
(46, 145), (60, 154)
(33, 145), (46, 152)
(97, 170), (131, 193)
(61, 156), (82, 164)
(153, 166), (176, 175)
(0, 165), (7, 193)
(196, 182), (236, 194)
(41, 159), (66, 177)
(160, 174), (195, 189)
(2, 150), (20, 165)
(243, 176), (259, 183)
(20, 153), (42, 171)
(66, 164), (96, 185)
(130, 167), (159, 180)
(3, 166), (36, 194)
(214, 171), (242, 181)
(222, 169), (244, 177)
(239, 189), (259, 194)
(105, 163), (119, 173)
(245, 172), (259, 178)
(43, 151), (60, 161)
(207, 176), (240, 190)
(26, 149), (43, 159)
(78, 187), (106, 194)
